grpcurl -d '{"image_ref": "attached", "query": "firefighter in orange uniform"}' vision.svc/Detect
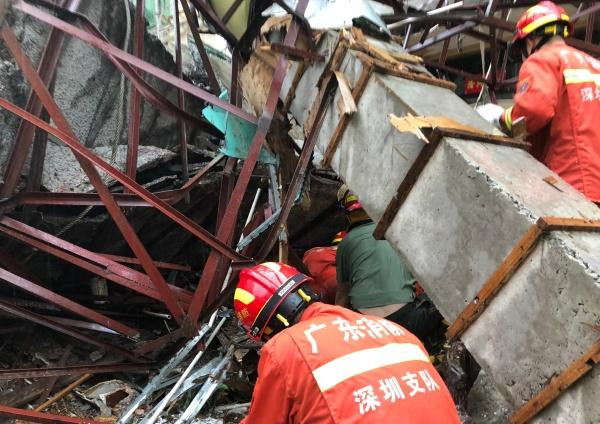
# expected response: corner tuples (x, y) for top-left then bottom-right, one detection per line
(478, 1), (600, 206)
(301, 231), (346, 304)
(234, 262), (461, 424)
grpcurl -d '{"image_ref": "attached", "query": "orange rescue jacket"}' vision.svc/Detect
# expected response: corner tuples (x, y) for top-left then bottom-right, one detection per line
(502, 42), (600, 203)
(241, 303), (461, 424)
(302, 247), (338, 304)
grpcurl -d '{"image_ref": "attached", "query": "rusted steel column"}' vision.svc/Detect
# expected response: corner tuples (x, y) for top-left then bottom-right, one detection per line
(0, 404), (108, 424)
(185, 0), (311, 327)
(174, 0), (189, 193)
(125, 0), (145, 183)
(256, 78), (336, 260)
(180, 0), (220, 95)
(189, 0), (237, 46)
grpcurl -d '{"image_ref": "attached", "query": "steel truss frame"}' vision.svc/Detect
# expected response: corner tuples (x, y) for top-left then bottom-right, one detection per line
(0, 0), (318, 387)
(0, 1), (594, 420)
(384, 0), (599, 98)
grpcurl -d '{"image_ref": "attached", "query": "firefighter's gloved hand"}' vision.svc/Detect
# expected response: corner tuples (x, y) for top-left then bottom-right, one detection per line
(475, 103), (505, 129)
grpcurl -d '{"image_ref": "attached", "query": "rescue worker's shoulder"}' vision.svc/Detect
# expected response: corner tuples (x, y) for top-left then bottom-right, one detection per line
(523, 44), (564, 74)
(260, 329), (297, 364)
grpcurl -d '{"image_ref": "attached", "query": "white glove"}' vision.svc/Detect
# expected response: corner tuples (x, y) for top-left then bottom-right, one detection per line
(475, 103), (505, 129)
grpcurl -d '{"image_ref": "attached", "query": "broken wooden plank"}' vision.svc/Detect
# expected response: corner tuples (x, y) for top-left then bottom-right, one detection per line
(334, 71), (357, 115)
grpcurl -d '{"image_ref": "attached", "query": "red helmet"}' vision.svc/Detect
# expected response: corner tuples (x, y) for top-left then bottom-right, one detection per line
(331, 231), (347, 245)
(234, 262), (315, 341)
(513, 1), (573, 42)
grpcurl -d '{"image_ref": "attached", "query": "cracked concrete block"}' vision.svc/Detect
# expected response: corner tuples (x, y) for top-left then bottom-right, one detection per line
(279, 30), (600, 422)
(42, 144), (176, 192)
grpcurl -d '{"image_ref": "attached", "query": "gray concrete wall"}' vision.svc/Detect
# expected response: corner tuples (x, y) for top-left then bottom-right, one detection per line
(279, 30), (600, 422)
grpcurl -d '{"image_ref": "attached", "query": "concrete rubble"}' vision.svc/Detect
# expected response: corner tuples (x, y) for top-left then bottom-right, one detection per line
(263, 28), (600, 423)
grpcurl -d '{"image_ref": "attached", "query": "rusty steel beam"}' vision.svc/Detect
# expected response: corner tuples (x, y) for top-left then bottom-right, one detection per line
(125, 0), (145, 183)
(3, 153), (225, 210)
(133, 328), (184, 355)
(0, 266), (140, 337)
(408, 21), (477, 52)
(0, 0), (82, 197)
(0, 362), (158, 379)
(0, 24), (187, 326)
(26, 104), (51, 193)
(175, 0), (190, 193)
(189, 0), (238, 46)
(0, 217), (193, 305)
(102, 254), (192, 272)
(0, 405), (107, 424)
(13, 0), (255, 123)
(0, 299), (141, 361)
(184, 0), (311, 327)
(180, 0), (221, 95)
(222, 0), (244, 25)
(5, 191), (157, 208)
(0, 97), (246, 263)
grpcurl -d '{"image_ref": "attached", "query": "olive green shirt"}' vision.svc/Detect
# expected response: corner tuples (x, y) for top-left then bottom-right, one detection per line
(336, 222), (415, 309)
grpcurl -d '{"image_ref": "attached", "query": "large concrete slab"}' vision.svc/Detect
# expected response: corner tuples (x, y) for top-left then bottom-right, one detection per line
(275, 30), (600, 422)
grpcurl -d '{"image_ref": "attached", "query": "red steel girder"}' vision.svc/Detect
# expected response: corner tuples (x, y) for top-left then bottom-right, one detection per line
(0, 25), (187, 326)
(0, 405), (107, 424)
(189, 0), (238, 46)
(0, 266), (139, 337)
(0, 299), (140, 361)
(221, 0), (244, 25)
(0, 96), (245, 263)
(184, 0), (311, 327)
(175, 0), (190, 192)
(0, 216), (192, 305)
(102, 254), (192, 272)
(256, 77), (337, 260)
(133, 328), (184, 355)
(180, 0), (221, 95)
(13, 0), (256, 124)
(0, 362), (158, 379)
(125, 0), (145, 182)
(0, 0), (82, 197)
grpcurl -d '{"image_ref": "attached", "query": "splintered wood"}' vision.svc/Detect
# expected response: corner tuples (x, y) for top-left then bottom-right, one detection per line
(334, 71), (357, 115)
(388, 113), (486, 142)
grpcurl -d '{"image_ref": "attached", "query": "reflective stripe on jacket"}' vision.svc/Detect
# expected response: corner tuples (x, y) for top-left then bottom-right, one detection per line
(303, 246), (338, 304)
(503, 43), (600, 202)
(241, 303), (461, 424)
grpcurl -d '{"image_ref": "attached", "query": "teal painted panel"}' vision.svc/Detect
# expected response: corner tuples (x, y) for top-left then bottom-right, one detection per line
(202, 92), (277, 164)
